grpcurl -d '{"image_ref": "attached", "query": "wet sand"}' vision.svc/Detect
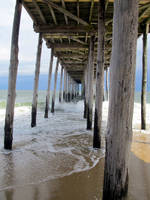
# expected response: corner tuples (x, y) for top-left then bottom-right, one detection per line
(0, 134), (150, 200)
(128, 133), (150, 200)
(0, 102), (150, 200)
(0, 159), (104, 200)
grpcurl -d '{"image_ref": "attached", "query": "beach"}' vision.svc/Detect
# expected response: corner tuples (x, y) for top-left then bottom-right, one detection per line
(0, 98), (150, 200)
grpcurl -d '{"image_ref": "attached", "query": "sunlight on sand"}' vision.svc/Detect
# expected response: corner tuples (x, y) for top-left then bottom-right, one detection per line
(131, 134), (150, 163)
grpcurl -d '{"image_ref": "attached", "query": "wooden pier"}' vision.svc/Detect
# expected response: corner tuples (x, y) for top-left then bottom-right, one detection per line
(3, 0), (150, 199)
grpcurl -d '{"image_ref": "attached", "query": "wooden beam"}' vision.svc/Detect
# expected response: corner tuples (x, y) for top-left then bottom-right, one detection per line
(139, 6), (150, 23)
(61, 0), (68, 24)
(42, 0), (89, 26)
(23, 1), (37, 23)
(34, 24), (94, 33)
(32, 0), (47, 24)
(47, 42), (88, 49)
(48, 4), (58, 25)
(57, 52), (84, 57)
(62, 61), (83, 64)
(69, 36), (87, 45)
(105, 0), (109, 11)
(89, 0), (94, 22)
(77, 0), (80, 24)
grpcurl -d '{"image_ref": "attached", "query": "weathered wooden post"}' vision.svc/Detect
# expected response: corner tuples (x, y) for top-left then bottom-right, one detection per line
(103, 0), (138, 199)
(44, 48), (54, 118)
(31, 33), (43, 127)
(87, 36), (95, 130)
(81, 79), (85, 99)
(77, 84), (79, 96)
(63, 67), (66, 101)
(141, 23), (149, 130)
(72, 80), (75, 100)
(4, 0), (22, 150)
(70, 78), (73, 100)
(68, 75), (71, 102)
(51, 58), (59, 113)
(59, 65), (63, 102)
(93, 0), (105, 148)
(105, 67), (109, 101)
(84, 66), (88, 118)
(66, 72), (69, 102)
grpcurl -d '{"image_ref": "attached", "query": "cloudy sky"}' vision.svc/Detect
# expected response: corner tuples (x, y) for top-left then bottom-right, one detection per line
(0, 0), (149, 77)
(0, 0), (57, 76)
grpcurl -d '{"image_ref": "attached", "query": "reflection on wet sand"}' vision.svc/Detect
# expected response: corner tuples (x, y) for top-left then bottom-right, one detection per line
(3, 154), (14, 200)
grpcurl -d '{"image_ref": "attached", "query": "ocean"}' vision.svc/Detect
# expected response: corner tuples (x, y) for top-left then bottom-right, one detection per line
(0, 90), (150, 109)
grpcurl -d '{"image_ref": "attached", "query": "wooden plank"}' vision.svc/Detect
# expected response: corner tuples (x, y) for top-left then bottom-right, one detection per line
(42, 0), (89, 25)
(4, 0), (22, 150)
(32, 0), (47, 23)
(34, 24), (95, 33)
(44, 48), (54, 118)
(31, 33), (43, 127)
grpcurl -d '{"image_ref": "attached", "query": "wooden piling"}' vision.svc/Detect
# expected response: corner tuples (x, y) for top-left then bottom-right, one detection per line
(103, 0), (138, 199)
(51, 58), (59, 113)
(141, 23), (149, 130)
(68, 75), (71, 102)
(44, 48), (54, 118)
(63, 67), (66, 101)
(70, 78), (73, 100)
(59, 65), (63, 102)
(87, 36), (95, 130)
(31, 33), (43, 127)
(66, 72), (69, 102)
(4, 0), (22, 150)
(105, 68), (108, 101)
(93, 0), (105, 148)
(84, 66), (88, 118)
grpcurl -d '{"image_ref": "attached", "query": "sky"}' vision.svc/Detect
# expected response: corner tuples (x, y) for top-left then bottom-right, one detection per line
(0, 0), (58, 76)
(0, 1), (149, 82)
